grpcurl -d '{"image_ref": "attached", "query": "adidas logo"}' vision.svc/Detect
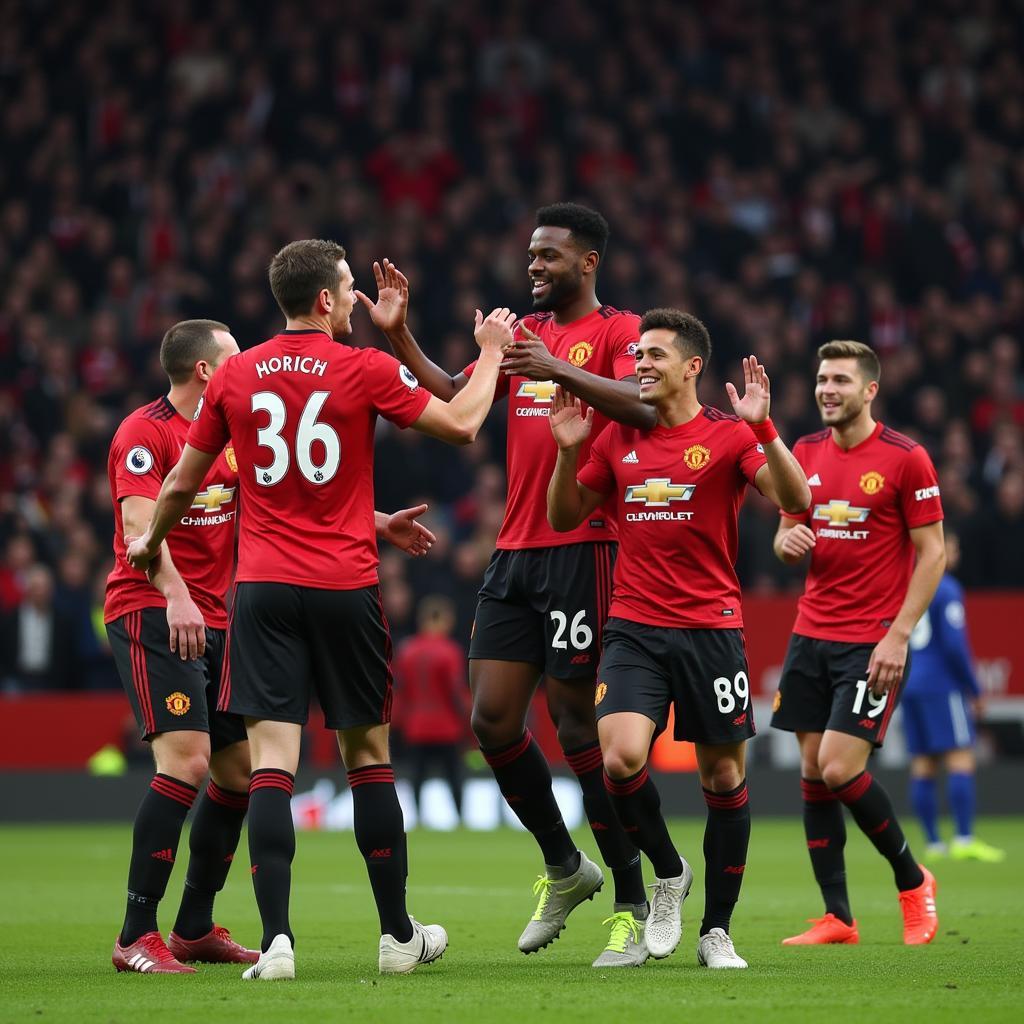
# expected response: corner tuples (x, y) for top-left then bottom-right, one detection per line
(807, 473), (821, 486)
(151, 848), (174, 863)
(621, 450), (639, 464)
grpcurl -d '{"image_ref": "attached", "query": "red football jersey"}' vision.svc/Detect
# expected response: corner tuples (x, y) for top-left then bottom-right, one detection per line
(188, 329), (431, 589)
(578, 406), (767, 629)
(104, 396), (238, 628)
(391, 633), (468, 744)
(782, 422), (943, 643)
(464, 305), (639, 549)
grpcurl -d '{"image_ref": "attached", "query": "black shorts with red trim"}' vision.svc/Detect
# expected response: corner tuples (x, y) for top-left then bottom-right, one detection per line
(770, 634), (909, 747)
(467, 542), (615, 679)
(221, 582), (393, 730)
(107, 607), (247, 750)
(595, 619), (755, 745)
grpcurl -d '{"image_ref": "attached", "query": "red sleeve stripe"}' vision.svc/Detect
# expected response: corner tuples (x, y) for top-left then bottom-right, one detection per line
(481, 730), (533, 769)
(207, 781), (250, 810)
(151, 774), (198, 808)
(603, 767), (649, 796)
(565, 742), (604, 776)
(800, 778), (837, 803)
(248, 769), (295, 796)
(127, 611), (156, 735)
(704, 784), (749, 810)
(834, 771), (873, 804)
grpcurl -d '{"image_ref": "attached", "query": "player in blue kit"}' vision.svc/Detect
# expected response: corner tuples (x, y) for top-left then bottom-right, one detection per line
(902, 531), (1005, 863)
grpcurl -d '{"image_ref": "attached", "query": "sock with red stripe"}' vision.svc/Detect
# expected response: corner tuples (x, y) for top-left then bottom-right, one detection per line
(172, 781), (249, 940)
(247, 769), (296, 952)
(604, 767), (683, 879)
(801, 777), (852, 924)
(832, 771), (923, 892)
(700, 781), (751, 935)
(565, 741), (645, 906)
(481, 731), (578, 873)
(120, 774), (197, 945)
(348, 764), (413, 942)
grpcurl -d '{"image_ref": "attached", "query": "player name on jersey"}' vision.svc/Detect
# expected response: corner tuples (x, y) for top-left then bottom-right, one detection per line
(254, 355), (328, 379)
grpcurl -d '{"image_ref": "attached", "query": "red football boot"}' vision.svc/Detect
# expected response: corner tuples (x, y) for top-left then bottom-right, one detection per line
(899, 865), (939, 945)
(167, 924), (260, 964)
(113, 931), (197, 973)
(781, 913), (860, 945)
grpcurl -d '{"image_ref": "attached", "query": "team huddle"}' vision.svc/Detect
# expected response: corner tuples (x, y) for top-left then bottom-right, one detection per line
(103, 203), (947, 979)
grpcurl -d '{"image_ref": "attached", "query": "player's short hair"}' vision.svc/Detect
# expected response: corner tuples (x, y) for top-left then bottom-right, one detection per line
(817, 340), (881, 383)
(640, 308), (712, 372)
(535, 203), (609, 262)
(159, 319), (229, 384)
(269, 239), (347, 318)
(418, 594), (455, 629)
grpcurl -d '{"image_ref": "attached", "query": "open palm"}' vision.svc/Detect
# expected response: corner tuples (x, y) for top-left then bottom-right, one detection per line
(356, 258), (408, 332)
(725, 355), (771, 424)
(549, 386), (593, 449)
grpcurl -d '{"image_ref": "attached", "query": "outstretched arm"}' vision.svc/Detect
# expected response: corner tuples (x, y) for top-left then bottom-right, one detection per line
(375, 505), (437, 557)
(501, 326), (656, 429)
(357, 259), (468, 400)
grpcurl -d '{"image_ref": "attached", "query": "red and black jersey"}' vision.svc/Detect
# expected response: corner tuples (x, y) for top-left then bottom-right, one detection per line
(578, 406), (767, 629)
(104, 396), (238, 628)
(783, 421), (943, 643)
(464, 305), (639, 550)
(391, 633), (468, 744)
(188, 329), (431, 590)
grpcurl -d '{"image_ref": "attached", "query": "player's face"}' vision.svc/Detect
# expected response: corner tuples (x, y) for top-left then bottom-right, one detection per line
(815, 358), (876, 427)
(635, 330), (696, 405)
(527, 227), (586, 311)
(329, 259), (357, 337)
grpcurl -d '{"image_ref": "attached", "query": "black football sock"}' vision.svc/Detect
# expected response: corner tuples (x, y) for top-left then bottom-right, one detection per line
(120, 774), (197, 946)
(247, 769), (296, 952)
(700, 781), (751, 935)
(801, 778), (853, 924)
(482, 731), (578, 872)
(173, 781), (249, 940)
(348, 764), (413, 942)
(604, 767), (683, 880)
(566, 741), (645, 905)
(832, 771), (924, 892)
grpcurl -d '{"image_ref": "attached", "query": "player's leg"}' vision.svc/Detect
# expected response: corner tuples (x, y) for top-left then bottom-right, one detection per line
(438, 742), (464, 819)
(242, 717), (301, 979)
(694, 742), (750, 969)
(945, 744), (1005, 862)
(408, 742), (430, 818)
(909, 753), (944, 855)
(106, 608), (211, 973)
(771, 636), (856, 944)
(818, 729), (937, 944)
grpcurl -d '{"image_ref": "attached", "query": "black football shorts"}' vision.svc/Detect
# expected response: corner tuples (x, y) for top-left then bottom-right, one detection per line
(770, 634), (908, 747)
(468, 542), (615, 679)
(107, 607), (247, 750)
(220, 582), (393, 730)
(595, 618), (756, 745)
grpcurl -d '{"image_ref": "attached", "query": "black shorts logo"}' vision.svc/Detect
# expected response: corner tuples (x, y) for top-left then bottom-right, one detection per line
(165, 691), (191, 716)
(595, 682), (608, 706)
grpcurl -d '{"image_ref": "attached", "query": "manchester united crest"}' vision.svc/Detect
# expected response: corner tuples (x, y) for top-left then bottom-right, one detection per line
(859, 470), (885, 495)
(165, 692), (191, 716)
(683, 444), (711, 471)
(595, 682), (608, 706)
(567, 341), (594, 367)
(225, 446), (237, 474)
(772, 690), (782, 713)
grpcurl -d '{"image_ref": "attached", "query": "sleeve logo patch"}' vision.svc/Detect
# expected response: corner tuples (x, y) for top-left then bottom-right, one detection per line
(126, 446), (154, 475)
(915, 485), (940, 501)
(567, 340), (594, 367)
(193, 397), (204, 421)
(399, 364), (419, 390)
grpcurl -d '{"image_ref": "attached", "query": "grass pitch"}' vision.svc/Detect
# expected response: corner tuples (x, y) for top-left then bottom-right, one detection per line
(1, 817), (1020, 1023)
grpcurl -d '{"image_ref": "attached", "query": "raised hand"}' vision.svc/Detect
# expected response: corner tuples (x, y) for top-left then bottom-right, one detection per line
(381, 504), (437, 557)
(500, 324), (558, 381)
(549, 386), (594, 450)
(355, 258), (409, 334)
(474, 307), (518, 353)
(725, 355), (771, 424)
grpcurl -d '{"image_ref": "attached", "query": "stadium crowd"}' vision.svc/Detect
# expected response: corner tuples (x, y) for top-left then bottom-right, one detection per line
(2, 0), (1023, 692)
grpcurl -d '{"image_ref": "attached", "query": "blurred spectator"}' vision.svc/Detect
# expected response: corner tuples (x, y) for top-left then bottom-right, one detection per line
(391, 595), (470, 820)
(1, 564), (76, 691)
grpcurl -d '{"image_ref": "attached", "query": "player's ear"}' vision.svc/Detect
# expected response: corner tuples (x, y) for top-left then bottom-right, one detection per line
(688, 355), (703, 380)
(582, 249), (600, 275)
(865, 379), (879, 402)
(195, 359), (213, 383)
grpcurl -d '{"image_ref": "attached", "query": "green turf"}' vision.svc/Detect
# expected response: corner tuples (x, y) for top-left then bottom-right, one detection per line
(1, 818), (1021, 1023)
